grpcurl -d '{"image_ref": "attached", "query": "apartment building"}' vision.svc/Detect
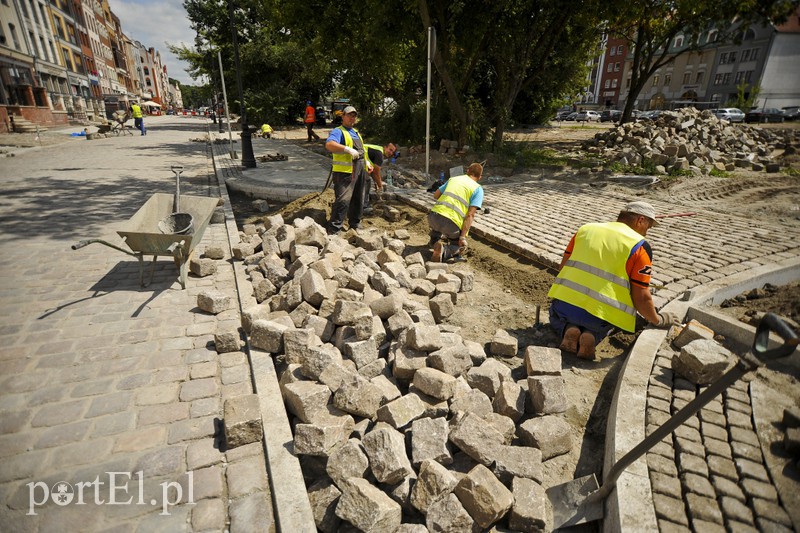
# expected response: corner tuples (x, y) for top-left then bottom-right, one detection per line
(605, 9), (800, 111)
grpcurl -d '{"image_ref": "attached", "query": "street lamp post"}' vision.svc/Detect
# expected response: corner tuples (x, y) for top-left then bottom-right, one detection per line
(227, 0), (256, 168)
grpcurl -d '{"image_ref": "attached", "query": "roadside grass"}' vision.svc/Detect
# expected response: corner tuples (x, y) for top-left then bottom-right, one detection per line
(494, 142), (569, 168)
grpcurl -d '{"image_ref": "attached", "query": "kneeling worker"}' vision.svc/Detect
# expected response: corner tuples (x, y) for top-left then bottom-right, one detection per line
(427, 162), (484, 262)
(547, 201), (681, 359)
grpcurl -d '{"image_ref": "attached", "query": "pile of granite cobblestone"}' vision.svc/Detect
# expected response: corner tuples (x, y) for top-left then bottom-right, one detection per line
(582, 108), (798, 175)
(218, 213), (578, 532)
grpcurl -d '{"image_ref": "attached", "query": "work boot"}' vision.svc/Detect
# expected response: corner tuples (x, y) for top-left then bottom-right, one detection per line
(559, 326), (580, 353)
(577, 331), (596, 360)
(432, 241), (443, 262)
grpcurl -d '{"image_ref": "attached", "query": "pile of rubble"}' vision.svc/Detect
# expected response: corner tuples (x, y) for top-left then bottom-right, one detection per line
(582, 108), (797, 175)
(221, 215), (576, 531)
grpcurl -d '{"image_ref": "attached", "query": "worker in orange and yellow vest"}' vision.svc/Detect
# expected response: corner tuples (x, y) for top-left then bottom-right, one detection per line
(304, 101), (320, 142)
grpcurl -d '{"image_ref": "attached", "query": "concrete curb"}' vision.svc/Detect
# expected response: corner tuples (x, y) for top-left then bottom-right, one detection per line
(605, 256), (800, 532)
(225, 176), (319, 203)
(212, 141), (317, 532)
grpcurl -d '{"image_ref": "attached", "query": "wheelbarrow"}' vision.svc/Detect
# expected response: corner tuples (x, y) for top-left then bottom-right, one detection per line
(72, 188), (220, 290)
(547, 313), (799, 529)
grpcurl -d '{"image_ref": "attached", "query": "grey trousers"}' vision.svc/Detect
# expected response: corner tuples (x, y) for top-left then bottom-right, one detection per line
(329, 168), (367, 231)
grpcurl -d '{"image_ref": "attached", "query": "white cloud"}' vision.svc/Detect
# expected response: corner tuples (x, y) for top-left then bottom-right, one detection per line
(110, 0), (199, 86)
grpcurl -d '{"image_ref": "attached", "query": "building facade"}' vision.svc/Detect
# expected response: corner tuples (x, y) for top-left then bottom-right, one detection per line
(1, 0), (178, 131)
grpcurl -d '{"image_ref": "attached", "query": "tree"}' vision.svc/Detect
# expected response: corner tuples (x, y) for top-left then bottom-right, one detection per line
(728, 80), (760, 110)
(610, 0), (799, 124)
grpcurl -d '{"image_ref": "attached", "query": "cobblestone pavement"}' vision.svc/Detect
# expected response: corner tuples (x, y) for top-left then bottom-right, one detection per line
(209, 133), (800, 531)
(0, 117), (274, 532)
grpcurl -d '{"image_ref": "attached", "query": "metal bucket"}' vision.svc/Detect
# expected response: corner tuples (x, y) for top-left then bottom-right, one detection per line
(158, 212), (194, 235)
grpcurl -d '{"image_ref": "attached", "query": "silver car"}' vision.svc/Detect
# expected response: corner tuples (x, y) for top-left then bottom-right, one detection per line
(712, 108), (745, 123)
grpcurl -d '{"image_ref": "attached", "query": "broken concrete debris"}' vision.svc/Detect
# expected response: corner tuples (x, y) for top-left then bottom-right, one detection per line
(230, 216), (577, 531)
(583, 108), (798, 175)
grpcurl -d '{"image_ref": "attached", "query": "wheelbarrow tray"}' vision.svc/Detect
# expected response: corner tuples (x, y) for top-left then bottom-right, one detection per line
(117, 193), (218, 256)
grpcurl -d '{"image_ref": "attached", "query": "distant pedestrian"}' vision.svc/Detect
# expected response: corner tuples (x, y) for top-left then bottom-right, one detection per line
(131, 103), (146, 135)
(325, 105), (366, 234)
(305, 101), (320, 142)
(363, 143), (398, 213)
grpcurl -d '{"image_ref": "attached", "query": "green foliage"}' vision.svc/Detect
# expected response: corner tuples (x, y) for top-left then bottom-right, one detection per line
(668, 167), (694, 178)
(727, 81), (761, 111)
(783, 167), (800, 178)
(510, 144), (568, 167)
(709, 167), (731, 178)
(606, 158), (659, 175)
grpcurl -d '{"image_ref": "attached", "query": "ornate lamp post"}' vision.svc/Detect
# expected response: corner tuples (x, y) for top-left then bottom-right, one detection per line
(227, 0), (256, 168)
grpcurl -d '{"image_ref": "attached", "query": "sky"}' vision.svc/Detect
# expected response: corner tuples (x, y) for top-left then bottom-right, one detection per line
(110, 0), (199, 86)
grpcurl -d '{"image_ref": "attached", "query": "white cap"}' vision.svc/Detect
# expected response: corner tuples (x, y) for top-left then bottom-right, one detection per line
(623, 201), (659, 225)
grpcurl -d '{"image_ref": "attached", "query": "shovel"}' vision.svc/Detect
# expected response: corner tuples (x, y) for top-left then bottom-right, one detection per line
(547, 313), (799, 530)
(158, 165), (194, 235)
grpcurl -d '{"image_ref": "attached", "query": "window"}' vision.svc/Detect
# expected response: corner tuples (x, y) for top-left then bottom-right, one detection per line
(743, 29), (755, 40)
(0, 25), (5, 44)
(742, 48), (758, 62)
(652, 74), (659, 86)
(695, 72), (703, 83)
(617, 45), (623, 55)
(29, 0), (38, 23)
(664, 74), (671, 85)
(9, 23), (21, 50)
(708, 30), (718, 42)
(719, 52), (728, 65)
(683, 72), (691, 84)
(28, 32), (37, 56)
(49, 40), (56, 59)
(146, 77), (152, 87)
(605, 80), (611, 88)
(612, 79), (618, 88)
(614, 62), (620, 72)
(607, 63), (613, 73)
(62, 47), (74, 70)
(610, 47), (616, 56)
(674, 36), (684, 48)
(728, 51), (737, 63)
(626, 77), (631, 88)
(143, 66), (149, 75)
(0, 0), (8, 6)
(39, 36), (46, 60)
(53, 15), (66, 40)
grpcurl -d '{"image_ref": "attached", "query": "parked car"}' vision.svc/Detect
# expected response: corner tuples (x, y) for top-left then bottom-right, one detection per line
(711, 108), (745, 123)
(554, 110), (573, 121)
(782, 106), (800, 121)
(564, 112), (578, 121)
(639, 110), (663, 121)
(575, 110), (600, 122)
(745, 108), (785, 123)
(599, 110), (622, 122)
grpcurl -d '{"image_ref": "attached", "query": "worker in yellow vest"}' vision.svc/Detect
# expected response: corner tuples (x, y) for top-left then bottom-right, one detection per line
(547, 201), (681, 359)
(428, 162), (485, 262)
(131, 103), (146, 135)
(324, 105), (367, 234)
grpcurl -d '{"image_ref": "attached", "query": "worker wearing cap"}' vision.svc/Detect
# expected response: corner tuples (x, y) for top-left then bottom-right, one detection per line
(325, 105), (368, 234)
(305, 101), (320, 142)
(547, 201), (681, 359)
(363, 143), (398, 214)
(428, 162), (485, 262)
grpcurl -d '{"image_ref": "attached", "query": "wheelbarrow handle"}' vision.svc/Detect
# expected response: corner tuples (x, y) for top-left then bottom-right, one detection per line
(72, 240), (91, 250)
(753, 312), (799, 361)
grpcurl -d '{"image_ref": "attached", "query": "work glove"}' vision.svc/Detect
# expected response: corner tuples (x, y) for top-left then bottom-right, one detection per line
(343, 147), (359, 159)
(655, 310), (682, 329)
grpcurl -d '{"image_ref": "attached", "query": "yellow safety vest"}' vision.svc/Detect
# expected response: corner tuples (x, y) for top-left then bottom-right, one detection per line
(548, 222), (644, 332)
(364, 144), (381, 168)
(430, 174), (480, 230)
(131, 104), (142, 118)
(332, 126), (364, 173)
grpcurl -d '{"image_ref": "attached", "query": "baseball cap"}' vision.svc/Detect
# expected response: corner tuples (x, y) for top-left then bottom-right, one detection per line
(343, 106), (358, 115)
(623, 201), (659, 225)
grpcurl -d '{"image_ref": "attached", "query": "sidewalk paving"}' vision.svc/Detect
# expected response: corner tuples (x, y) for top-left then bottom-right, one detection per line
(0, 116), (274, 532)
